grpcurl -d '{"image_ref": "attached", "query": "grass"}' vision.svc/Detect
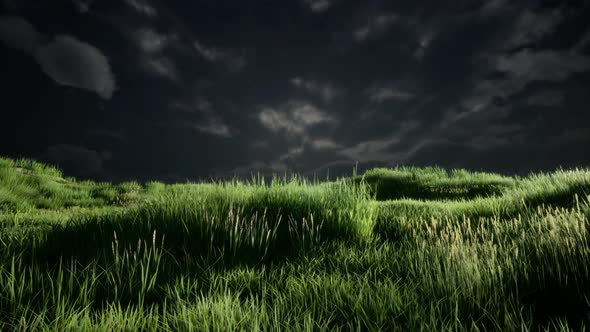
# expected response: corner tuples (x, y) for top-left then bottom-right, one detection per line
(1, 156), (590, 331)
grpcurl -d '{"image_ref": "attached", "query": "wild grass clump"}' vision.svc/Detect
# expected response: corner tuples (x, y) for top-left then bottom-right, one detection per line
(1, 156), (589, 330)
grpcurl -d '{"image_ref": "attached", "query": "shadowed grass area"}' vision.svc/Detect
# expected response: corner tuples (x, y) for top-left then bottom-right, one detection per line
(1, 156), (590, 331)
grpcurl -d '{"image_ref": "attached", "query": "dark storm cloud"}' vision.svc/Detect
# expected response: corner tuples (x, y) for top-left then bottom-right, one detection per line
(427, 46), (590, 141)
(306, 1), (590, 175)
(110, 4), (249, 141)
(2, 0), (590, 182)
(0, 16), (116, 99)
(209, 0), (590, 178)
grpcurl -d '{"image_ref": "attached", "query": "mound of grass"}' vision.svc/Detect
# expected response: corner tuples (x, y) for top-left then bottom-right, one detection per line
(0, 157), (147, 212)
(1, 156), (589, 331)
(353, 166), (516, 201)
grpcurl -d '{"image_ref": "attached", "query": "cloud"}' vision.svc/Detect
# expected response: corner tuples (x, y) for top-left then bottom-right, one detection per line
(303, 0), (333, 13)
(338, 121), (418, 162)
(193, 40), (223, 62)
(72, 0), (93, 13)
(44, 144), (109, 175)
(445, 49), (590, 118)
(191, 120), (233, 138)
(310, 138), (340, 150)
(169, 98), (212, 114)
(166, 97), (235, 138)
(124, 0), (158, 18)
(290, 77), (340, 103)
(435, 94), (513, 141)
(478, 0), (510, 17)
(193, 39), (247, 71)
(161, 118), (235, 138)
(495, 49), (590, 85)
(134, 28), (173, 54)
(258, 102), (336, 137)
(34, 35), (116, 99)
(413, 30), (437, 60)
(248, 103), (341, 177)
(366, 85), (414, 103)
(406, 4), (562, 63)
(279, 146), (305, 162)
(131, 28), (180, 81)
(503, 8), (563, 50)
(143, 56), (179, 81)
(339, 136), (400, 162)
(574, 29), (590, 53)
(353, 13), (398, 43)
(0, 16), (39, 53)
(405, 50), (577, 158)
(397, 47), (565, 159)
(0, 16), (116, 99)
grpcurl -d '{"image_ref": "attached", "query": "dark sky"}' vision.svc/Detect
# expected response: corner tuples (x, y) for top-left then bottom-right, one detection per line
(1, 0), (589, 183)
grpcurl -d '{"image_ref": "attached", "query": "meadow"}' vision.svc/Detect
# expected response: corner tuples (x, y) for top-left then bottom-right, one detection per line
(0, 156), (589, 331)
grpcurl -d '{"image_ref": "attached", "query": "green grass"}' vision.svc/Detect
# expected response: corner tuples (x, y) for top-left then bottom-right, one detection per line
(1, 156), (590, 331)
(351, 166), (517, 201)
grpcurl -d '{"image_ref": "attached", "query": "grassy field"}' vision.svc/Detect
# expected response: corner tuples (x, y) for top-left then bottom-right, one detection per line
(1, 156), (590, 331)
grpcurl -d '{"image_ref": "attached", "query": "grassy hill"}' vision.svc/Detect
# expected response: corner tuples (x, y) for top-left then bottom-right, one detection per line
(1, 156), (590, 331)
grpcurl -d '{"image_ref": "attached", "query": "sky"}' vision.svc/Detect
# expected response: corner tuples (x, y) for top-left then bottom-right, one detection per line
(1, 0), (590, 183)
